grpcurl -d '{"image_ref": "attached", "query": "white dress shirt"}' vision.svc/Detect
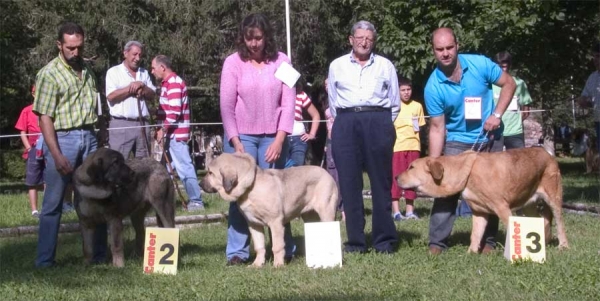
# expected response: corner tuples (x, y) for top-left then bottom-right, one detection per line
(105, 63), (156, 119)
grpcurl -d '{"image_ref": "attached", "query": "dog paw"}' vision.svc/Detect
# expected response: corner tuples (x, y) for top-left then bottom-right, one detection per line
(558, 243), (570, 251)
(250, 259), (265, 268)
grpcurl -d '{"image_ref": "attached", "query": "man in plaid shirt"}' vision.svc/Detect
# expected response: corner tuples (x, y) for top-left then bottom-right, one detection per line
(151, 54), (205, 211)
(33, 22), (107, 267)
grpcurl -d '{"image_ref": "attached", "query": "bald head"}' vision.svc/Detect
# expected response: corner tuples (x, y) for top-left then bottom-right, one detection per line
(431, 27), (459, 71)
(431, 27), (457, 45)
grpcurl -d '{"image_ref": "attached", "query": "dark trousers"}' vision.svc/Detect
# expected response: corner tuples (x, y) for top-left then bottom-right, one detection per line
(429, 141), (500, 251)
(332, 110), (398, 252)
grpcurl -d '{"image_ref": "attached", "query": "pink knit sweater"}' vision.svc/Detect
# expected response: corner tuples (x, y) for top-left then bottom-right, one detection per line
(219, 52), (296, 141)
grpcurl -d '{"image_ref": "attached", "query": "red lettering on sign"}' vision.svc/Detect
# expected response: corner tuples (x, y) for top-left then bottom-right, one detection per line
(144, 233), (157, 273)
(512, 222), (522, 259)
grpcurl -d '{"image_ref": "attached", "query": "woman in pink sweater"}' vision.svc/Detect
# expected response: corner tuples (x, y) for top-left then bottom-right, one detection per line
(219, 13), (296, 266)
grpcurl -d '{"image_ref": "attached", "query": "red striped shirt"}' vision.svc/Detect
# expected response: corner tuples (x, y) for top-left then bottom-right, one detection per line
(295, 91), (312, 121)
(156, 73), (190, 141)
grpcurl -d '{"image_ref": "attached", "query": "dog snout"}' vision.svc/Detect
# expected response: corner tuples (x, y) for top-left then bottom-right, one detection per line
(199, 179), (217, 193)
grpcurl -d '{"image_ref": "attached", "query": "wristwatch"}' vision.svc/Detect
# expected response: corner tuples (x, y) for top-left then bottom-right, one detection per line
(492, 112), (502, 119)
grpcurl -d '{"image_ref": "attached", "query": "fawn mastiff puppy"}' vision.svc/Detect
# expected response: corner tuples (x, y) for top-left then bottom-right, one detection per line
(200, 152), (338, 267)
(74, 148), (175, 267)
(397, 147), (568, 253)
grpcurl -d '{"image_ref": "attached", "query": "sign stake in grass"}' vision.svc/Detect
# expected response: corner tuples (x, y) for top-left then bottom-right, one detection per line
(143, 227), (180, 275)
(304, 221), (342, 269)
(504, 216), (546, 263)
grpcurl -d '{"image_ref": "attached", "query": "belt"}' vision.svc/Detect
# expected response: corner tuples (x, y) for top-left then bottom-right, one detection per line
(56, 125), (95, 132)
(337, 106), (390, 114)
(111, 116), (149, 122)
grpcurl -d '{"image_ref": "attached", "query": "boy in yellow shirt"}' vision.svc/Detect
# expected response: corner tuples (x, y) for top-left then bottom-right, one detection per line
(391, 78), (426, 220)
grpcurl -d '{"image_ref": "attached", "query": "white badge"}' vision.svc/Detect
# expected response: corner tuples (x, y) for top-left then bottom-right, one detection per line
(412, 117), (420, 132)
(507, 96), (519, 111)
(464, 97), (482, 120)
(274, 61), (301, 88)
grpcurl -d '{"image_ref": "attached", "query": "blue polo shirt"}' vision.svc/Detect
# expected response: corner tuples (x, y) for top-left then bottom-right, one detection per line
(424, 54), (502, 143)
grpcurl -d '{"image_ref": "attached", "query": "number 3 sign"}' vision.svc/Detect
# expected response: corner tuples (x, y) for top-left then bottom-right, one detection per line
(504, 216), (546, 263)
(143, 227), (180, 275)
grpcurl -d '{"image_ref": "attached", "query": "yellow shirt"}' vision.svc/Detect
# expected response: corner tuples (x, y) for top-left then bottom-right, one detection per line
(393, 100), (426, 152)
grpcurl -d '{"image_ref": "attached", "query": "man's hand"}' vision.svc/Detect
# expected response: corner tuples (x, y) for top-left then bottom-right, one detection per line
(483, 115), (502, 132)
(129, 81), (145, 96)
(52, 152), (73, 175)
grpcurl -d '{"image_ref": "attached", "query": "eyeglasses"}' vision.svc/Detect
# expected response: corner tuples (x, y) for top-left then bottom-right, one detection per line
(352, 36), (374, 44)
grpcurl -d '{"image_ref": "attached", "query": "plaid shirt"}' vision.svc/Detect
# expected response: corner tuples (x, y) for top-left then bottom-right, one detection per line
(33, 56), (98, 130)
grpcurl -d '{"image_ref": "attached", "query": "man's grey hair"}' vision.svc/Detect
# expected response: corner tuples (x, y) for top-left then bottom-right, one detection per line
(124, 40), (144, 52)
(351, 20), (377, 39)
(154, 54), (172, 70)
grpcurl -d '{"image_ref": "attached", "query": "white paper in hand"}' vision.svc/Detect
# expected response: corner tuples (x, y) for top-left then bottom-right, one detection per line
(275, 61), (301, 88)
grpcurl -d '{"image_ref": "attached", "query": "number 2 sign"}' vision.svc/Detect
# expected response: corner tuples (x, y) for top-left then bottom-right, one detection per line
(504, 216), (546, 263)
(143, 227), (180, 275)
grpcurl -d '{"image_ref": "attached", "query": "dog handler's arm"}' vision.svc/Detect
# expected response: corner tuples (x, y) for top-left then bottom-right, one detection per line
(264, 130), (287, 163)
(39, 114), (73, 175)
(484, 72), (516, 132)
(428, 115), (446, 158)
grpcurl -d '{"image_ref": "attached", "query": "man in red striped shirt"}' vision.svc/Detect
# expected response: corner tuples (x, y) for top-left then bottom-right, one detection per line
(151, 55), (204, 211)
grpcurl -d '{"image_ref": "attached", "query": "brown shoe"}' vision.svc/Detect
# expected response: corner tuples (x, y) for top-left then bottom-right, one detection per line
(428, 246), (443, 255)
(226, 256), (247, 266)
(481, 245), (495, 255)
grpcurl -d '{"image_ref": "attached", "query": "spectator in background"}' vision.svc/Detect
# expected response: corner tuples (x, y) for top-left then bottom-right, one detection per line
(286, 80), (320, 166)
(424, 27), (516, 255)
(15, 85), (43, 218)
(391, 77), (425, 221)
(34, 22), (106, 267)
(556, 121), (572, 157)
(327, 20), (400, 254)
(151, 54), (205, 212)
(321, 81), (344, 221)
(106, 41), (156, 158)
(577, 42), (600, 152)
(493, 51), (533, 149)
(219, 13), (296, 265)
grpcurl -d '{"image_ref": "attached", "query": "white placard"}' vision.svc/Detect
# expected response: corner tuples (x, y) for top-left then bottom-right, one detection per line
(304, 221), (342, 269)
(143, 227), (180, 275)
(507, 96), (519, 111)
(504, 216), (546, 263)
(412, 117), (420, 132)
(464, 97), (482, 120)
(274, 61), (301, 88)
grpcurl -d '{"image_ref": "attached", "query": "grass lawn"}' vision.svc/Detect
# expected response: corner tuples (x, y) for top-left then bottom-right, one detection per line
(0, 158), (599, 300)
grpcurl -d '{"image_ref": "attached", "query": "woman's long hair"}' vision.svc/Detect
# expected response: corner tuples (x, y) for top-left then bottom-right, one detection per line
(236, 13), (278, 62)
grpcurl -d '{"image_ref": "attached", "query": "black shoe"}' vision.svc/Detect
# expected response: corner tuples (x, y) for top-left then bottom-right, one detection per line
(284, 255), (294, 264)
(343, 245), (367, 254)
(375, 249), (395, 254)
(226, 256), (247, 266)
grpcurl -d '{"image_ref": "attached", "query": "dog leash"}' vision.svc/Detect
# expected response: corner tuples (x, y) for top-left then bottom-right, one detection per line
(470, 129), (491, 153)
(136, 96), (152, 158)
(160, 133), (189, 210)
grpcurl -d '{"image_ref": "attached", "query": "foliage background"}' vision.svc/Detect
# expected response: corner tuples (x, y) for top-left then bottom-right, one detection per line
(1, 0), (599, 169)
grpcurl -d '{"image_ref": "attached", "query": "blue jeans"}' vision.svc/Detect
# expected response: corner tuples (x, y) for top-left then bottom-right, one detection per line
(168, 139), (203, 204)
(595, 122), (600, 152)
(429, 141), (499, 251)
(224, 134), (295, 260)
(36, 128), (104, 267)
(287, 135), (307, 166)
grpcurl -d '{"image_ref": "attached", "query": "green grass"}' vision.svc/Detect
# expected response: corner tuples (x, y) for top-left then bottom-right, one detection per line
(0, 159), (599, 300)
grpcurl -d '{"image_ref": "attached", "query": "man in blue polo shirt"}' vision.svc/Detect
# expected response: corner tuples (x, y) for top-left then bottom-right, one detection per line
(424, 27), (516, 255)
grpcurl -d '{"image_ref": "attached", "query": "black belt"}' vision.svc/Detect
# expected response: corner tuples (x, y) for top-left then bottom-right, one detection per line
(337, 106), (390, 114)
(56, 125), (95, 132)
(111, 116), (149, 122)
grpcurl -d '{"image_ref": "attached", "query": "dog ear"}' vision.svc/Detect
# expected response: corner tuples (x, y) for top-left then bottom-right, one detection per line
(221, 165), (238, 193)
(428, 160), (444, 181)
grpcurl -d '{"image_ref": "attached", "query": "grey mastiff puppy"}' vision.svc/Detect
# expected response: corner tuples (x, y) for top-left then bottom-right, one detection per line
(74, 148), (175, 267)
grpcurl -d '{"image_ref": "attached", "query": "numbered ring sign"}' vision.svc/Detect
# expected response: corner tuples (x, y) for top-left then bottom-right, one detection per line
(143, 227), (180, 275)
(504, 216), (546, 263)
